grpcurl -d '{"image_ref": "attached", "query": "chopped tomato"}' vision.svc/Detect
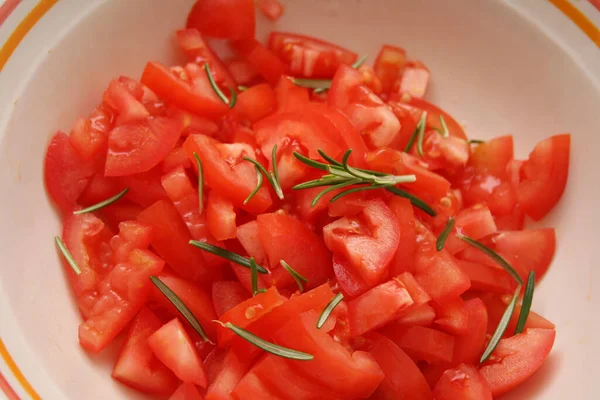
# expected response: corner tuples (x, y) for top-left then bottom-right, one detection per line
(118, 166), (170, 208)
(268, 32), (358, 78)
(232, 83), (276, 123)
(236, 220), (268, 265)
(479, 329), (556, 396)
(379, 324), (455, 364)
(206, 191), (237, 240)
(229, 39), (285, 85)
(212, 281), (250, 317)
(112, 308), (179, 396)
(442, 205), (498, 255)
(187, 0), (255, 40)
(433, 297), (469, 336)
(516, 134), (570, 220)
(451, 298), (488, 365)
(225, 59), (260, 86)
(256, 0), (284, 21)
(205, 348), (257, 400)
(148, 318), (207, 387)
(69, 104), (114, 160)
(455, 259), (515, 294)
(99, 201), (144, 232)
(397, 60), (430, 99)
(387, 197), (417, 275)
(348, 279), (413, 337)
(103, 79), (150, 126)
(274, 76), (310, 112)
(433, 364), (492, 400)
(333, 253), (371, 298)
(169, 383), (203, 400)
(184, 134), (272, 214)
(395, 304), (436, 327)
(480, 294), (555, 337)
(373, 45), (407, 94)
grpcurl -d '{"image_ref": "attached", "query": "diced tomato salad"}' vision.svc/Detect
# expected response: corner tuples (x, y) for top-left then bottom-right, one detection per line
(44, 1), (568, 399)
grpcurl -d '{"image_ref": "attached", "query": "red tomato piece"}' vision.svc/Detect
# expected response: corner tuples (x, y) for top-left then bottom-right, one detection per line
(257, 212), (333, 289)
(454, 259), (515, 294)
(480, 329), (556, 396)
(274, 76), (310, 112)
(393, 96), (468, 140)
(161, 146), (193, 172)
(433, 364), (492, 400)
(109, 220), (152, 263)
(205, 348), (257, 400)
(99, 201), (144, 232)
(229, 39), (285, 85)
(231, 369), (281, 400)
(169, 383), (203, 400)
(176, 28), (236, 87)
(397, 60), (430, 99)
(232, 83), (276, 123)
(148, 318), (207, 387)
(148, 273), (218, 341)
(480, 294), (555, 337)
(348, 279), (414, 337)
(236, 220), (268, 265)
(451, 298), (488, 366)
(395, 303), (436, 327)
(79, 249), (165, 353)
(443, 205), (498, 255)
(184, 134), (272, 214)
(494, 228), (556, 282)
(333, 253), (372, 298)
(470, 135), (514, 177)
(268, 32), (358, 78)
(516, 134), (570, 220)
(225, 59), (260, 86)
(105, 117), (182, 177)
(118, 166), (170, 208)
(103, 80), (150, 126)
(69, 104), (114, 160)
(112, 308), (179, 396)
(323, 199), (400, 286)
(395, 272), (431, 306)
(379, 324), (455, 364)
(374, 44), (407, 94)
(367, 333), (433, 400)
(273, 310), (384, 398)
(433, 297), (469, 336)
(388, 197), (417, 276)
(494, 205), (525, 231)
(212, 281), (250, 317)
(141, 62), (229, 119)
(44, 131), (98, 213)
(137, 200), (221, 282)
(216, 287), (285, 347)
(186, 0), (255, 40)
(206, 191), (237, 241)
(256, 0), (284, 21)
(413, 221), (471, 303)
(77, 174), (124, 207)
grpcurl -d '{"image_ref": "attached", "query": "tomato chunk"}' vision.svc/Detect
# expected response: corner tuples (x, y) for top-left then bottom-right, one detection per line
(187, 0), (255, 40)
(230, 39), (285, 85)
(205, 348), (256, 400)
(148, 318), (207, 387)
(380, 324), (455, 364)
(206, 191), (237, 241)
(433, 364), (492, 400)
(373, 44), (407, 94)
(169, 383), (203, 400)
(212, 281), (250, 318)
(332, 253), (371, 298)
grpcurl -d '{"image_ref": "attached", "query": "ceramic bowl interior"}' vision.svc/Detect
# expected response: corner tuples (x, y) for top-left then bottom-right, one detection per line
(0, 0), (599, 398)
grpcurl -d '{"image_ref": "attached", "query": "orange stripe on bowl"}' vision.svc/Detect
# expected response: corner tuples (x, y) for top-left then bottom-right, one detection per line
(0, 0), (59, 72)
(0, 338), (40, 400)
(0, 371), (20, 400)
(549, 0), (600, 47)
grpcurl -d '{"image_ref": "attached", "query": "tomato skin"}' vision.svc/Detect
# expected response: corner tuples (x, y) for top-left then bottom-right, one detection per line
(148, 318), (207, 387)
(379, 324), (455, 364)
(387, 197), (417, 275)
(112, 308), (180, 396)
(274, 310), (384, 398)
(470, 135), (514, 177)
(103, 80), (150, 126)
(230, 39), (285, 85)
(323, 199), (400, 286)
(516, 134), (570, 220)
(348, 279), (414, 337)
(367, 333), (433, 400)
(205, 348), (257, 400)
(395, 303), (436, 327)
(232, 83), (276, 123)
(137, 200), (222, 282)
(257, 212), (333, 289)
(206, 191), (237, 240)
(212, 281), (250, 317)
(169, 383), (203, 400)
(79, 249), (165, 353)
(454, 259), (515, 294)
(333, 253), (371, 298)
(187, 0), (255, 40)
(480, 294), (555, 337)
(44, 131), (98, 213)
(442, 205), (498, 255)
(268, 32), (358, 78)
(480, 328), (556, 396)
(105, 117), (182, 177)
(184, 134), (272, 214)
(236, 220), (268, 265)
(396, 96), (468, 140)
(433, 364), (493, 400)
(118, 166), (171, 208)
(141, 62), (229, 119)
(69, 104), (114, 160)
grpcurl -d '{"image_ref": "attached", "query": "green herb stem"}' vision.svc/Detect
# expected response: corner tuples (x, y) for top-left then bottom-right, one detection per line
(73, 188), (129, 215)
(480, 287), (521, 363)
(280, 260), (308, 292)
(436, 217), (454, 251)
(244, 166), (264, 205)
(189, 241), (268, 274)
(55, 236), (81, 275)
(514, 271), (535, 334)
(317, 293), (344, 329)
(193, 153), (204, 215)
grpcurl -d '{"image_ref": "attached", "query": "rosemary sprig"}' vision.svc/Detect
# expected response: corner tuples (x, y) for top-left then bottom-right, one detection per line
(317, 293), (344, 329)
(385, 186), (436, 216)
(250, 257), (260, 296)
(297, 55), (368, 94)
(436, 217), (454, 251)
(55, 236), (81, 275)
(404, 111), (427, 154)
(189, 241), (268, 274)
(480, 287), (520, 363)
(214, 321), (314, 360)
(439, 115), (449, 138)
(244, 166), (263, 205)
(205, 63), (236, 108)
(457, 236), (523, 286)
(243, 147), (284, 200)
(150, 276), (212, 343)
(193, 153), (204, 215)
(73, 188), (129, 215)
(280, 260), (308, 292)
(515, 271), (535, 334)
(468, 139), (485, 144)
(351, 55), (368, 69)
(237, 85), (248, 92)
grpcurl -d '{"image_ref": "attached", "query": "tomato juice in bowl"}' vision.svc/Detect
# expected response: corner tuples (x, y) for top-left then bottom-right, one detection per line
(0, 0), (599, 399)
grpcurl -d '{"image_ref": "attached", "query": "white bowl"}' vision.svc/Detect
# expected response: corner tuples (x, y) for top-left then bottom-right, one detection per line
(0, 0), (599, 398)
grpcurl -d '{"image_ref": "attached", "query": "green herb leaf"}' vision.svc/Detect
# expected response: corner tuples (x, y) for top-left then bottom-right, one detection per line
(515, 271), (535, 334)
(439, 115), (449, 138)
(351, 55), (368, 69)
(150, 276), (213, 343)
(250, 257), (260, 296)
(436, 217), (455, 251)
(228, 87), (237, 109)
(243, 157), (284, 200)
(292, 176), (350, 190)
(330, 184), (391, 203)
(215, 321), (314, 360)
(293, 152), (329, 171)
(193, 153), (204, 215)
(189, 240), (268, 274)
(244, 166), (263, 205)
(385, 186), (437, 216)
(480, 287), (520, 363)
(271, 145), (284, 199)
(237, 85), (249, 92)
(204, 63), (231, 105)
(468, 139), (485, 144)
(280, 260), (308, 292)
(311, 179), (361, 207)
(318, 149), (343, 167)
(73, 188), (129, 215)
(404, 119), (420, 153)
(457, 235), (523, 286)
(55, 236), (81, 275)
(416, 111), (427, 156)
(292, 78), (332, 90)
(317, 293), (344, 329)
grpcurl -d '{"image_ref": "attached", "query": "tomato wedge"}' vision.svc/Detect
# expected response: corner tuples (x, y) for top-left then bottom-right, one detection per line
(211, 281), (250, 318)
(206, 191), (237, 240)
(186, 0), (255, 40)
(373, 45), (407, 94)
(169, 383), (203, 400)
(229, 39), (285, 85)
(379, 324), (455, 364)
(433, 364), (493, 400)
